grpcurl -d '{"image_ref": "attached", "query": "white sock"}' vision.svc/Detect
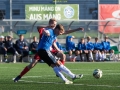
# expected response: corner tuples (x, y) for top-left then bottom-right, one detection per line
(53, 67), (68, 82)
(98, 52), (102, 61)
(74, 56), (77, 59)
(110, 53), (114, 58)
(15, 51), (19, 55)
(13, 55), (16, 62)
(58, 65), (75, 78)
(95, 52), (99, 60)
(90, 52), (93, 60)
(101, 54), (106, 60)
(69, 56), (72, 59)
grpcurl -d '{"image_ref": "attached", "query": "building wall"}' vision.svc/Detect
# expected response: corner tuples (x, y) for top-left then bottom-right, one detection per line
(0, 0), (119, 19)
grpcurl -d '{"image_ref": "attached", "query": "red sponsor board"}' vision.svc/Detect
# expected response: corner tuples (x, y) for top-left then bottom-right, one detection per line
(99, 4), (120, 33)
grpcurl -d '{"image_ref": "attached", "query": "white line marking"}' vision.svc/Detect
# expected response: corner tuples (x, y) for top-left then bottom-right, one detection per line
(18, 79), (120, 88)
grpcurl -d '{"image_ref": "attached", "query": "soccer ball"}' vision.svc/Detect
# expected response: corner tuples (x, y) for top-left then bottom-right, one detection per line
(93, 69), (102, 79)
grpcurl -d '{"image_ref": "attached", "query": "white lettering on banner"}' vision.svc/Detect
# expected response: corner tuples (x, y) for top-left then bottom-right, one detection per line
(29, 14), (42, 20)
(43, 14), (61, 20)
(29, 7), (41, 11)
(55, 7), (61, 11)
(29, 13), (61, 20)
(41, 6), (54, 11)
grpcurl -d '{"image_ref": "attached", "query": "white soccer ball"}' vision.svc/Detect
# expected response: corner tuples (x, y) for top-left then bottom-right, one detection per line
(93, 69), (102, 79)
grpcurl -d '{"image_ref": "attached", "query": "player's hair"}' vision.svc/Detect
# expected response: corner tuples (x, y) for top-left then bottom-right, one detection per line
(55, 24), (65, 33)
(95, 37), (98, 40)
(87, 36), (91, 39)
(81, 38), (84, 40)
(19, 34), (24, 37)
(49, 18), (57, 24)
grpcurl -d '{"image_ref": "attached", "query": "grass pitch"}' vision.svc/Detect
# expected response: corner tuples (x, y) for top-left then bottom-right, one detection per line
(0, 62), (120, 90)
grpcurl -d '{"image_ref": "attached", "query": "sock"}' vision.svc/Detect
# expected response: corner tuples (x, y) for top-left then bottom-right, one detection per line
(58, 65), (75, 78)
(60, 60), (65, 65)
(86, 54), (89, 61)
(20, 66), (30, 77)
(90, 52), (93, 60)
(15, 51), (19, 55)
(110, 53), (114, 58)
(98, 52), (102, 61)
(95, 52), (99, 60)
(13, 55), (16, 62)
(53, 67), (68, 81)
(69, 56), (72, 59)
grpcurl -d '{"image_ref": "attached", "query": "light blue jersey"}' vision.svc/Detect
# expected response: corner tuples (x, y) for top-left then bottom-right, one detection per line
(66, 35), (75, 51)
(77, 42), (86, 50)
(86, 41), (94, 50)
(93, 42), (103, 50)
(37, 29), (56, 50)
(101, 41), (110, 50)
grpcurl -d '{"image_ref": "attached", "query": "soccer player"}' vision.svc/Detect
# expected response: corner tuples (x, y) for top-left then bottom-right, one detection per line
(4, 35), (20, 63)
(37, 24), (83, 84)
(14, 19), (84, 83)
(101, 36), (114, 61)
(0, 35), (8, 62)
(93, 37), (103, 61)
(86, 36), (94, 62)
(66, 35), (76, 62)
(75, 38), (88, 62)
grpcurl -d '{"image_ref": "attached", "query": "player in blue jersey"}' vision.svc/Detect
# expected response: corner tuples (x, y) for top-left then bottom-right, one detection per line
(101, 36), (114, 61)
(14, 19), (84, 83)
(37, 24), (83, 84)
(86, 36), (94, 62)
(75, 38), (88, 61)
(93, 37), (103, 61)
(66, 35), (76, 62)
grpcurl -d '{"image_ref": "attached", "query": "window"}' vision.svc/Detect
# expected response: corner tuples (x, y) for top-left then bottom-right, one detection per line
(53, 0), (68, 3)
(0, 10), (5, 19)
(89, 8), (97, 14)
(12, 9), (20, 15)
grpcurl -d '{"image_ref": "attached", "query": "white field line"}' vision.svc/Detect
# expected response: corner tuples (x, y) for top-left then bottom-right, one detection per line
(0, 66), (119, 72)
(16, 79), (120, 88)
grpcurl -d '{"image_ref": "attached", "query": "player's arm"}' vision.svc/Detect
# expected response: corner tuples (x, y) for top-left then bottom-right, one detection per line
(63, 27), (84, 35)
(43, 30), (50, 36)
(53, 42), (61, 52)
(37, 26), (51, 30)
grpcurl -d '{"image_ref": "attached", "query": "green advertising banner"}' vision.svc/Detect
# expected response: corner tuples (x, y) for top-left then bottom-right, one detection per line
(25, 4), (79, 20)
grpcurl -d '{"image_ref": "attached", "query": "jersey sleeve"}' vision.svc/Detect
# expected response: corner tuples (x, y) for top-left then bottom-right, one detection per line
(37, 28), (44, 39)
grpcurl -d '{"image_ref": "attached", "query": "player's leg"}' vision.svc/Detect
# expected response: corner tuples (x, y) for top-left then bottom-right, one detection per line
(14, 53), (40, 82)
(68, 50), (73, 61)
(56, 51), (66, 65)
(38, 49), (73, 84)
(56, 61), (83, 80)
(74, 50), (79, 61)
(89, 50), (94, 62)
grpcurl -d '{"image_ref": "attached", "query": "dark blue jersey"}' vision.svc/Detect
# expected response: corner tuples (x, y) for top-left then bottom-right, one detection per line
(5, 40), (14, 49)
(0, 41), (4, 48)
(30, 41), (38, 50)
(16, 39), (28, 50)
(37, 29), (56, 50)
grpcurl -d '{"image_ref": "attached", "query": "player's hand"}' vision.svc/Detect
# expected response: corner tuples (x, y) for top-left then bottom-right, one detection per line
(4, 47), (7, 51)
(72, 36), (75, 38)
(78, 27), (84, 31)
(24, 47), (28, 49)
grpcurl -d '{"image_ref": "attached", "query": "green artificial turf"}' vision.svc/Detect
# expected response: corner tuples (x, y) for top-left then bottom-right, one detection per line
(0, 62), (120, 90)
